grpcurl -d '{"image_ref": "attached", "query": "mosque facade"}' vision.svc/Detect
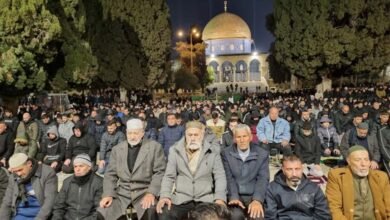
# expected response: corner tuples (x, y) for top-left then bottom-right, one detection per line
(202, 8), (270, 92)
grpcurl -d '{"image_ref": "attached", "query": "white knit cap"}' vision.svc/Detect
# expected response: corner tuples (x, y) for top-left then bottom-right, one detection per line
(73, 154), (92, 167)
(126, 118), (144, 130)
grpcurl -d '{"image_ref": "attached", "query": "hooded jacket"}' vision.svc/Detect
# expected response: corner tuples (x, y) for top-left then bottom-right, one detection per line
(66, 122), (97, 161)
(39, 126), (67, 163)
(265, 170), (331, 220)
(317, 125), (339, 149)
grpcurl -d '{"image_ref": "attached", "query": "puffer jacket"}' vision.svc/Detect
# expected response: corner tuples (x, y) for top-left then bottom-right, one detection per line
(52, 172), (103, 220)
(99, 130), (126, 161)
(317, 126), (339, 149)
(158, 124), (185, 157)
(265, 170), (331, 220)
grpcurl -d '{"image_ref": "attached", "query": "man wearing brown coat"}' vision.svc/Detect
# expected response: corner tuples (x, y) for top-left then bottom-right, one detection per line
(326, 145), (390, 220)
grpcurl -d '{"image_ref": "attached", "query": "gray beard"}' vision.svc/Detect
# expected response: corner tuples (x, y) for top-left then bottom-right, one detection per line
(187, 142), (201, 150)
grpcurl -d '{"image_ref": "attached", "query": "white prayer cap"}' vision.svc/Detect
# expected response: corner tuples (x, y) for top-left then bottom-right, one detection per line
(9, 153), (28, 169)
(126, 118), (144, 130)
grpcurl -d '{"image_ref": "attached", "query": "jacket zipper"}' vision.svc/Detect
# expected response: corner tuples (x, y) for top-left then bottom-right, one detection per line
(326, 128), (330, 147)
(76, 186), (81, 220)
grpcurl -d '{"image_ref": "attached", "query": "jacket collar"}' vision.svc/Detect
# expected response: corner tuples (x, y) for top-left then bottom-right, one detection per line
(273, 169), (310, 191)
(265, 116), (282, 124)
(229, 143), (259, 161)
(131, 139), (150, 173)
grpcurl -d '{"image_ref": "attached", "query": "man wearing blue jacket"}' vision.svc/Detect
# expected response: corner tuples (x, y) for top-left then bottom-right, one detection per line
(257, 107), (291, 155)
(158, 112), (184, 157)
(222, 124), (269, 220)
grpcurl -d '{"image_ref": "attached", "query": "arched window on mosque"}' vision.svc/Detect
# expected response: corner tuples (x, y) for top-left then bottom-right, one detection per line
(221, 61), (233, 82)
(230, 44), (234, 51)
(235, 60), (247, 82)
(209, 61), (219, 83)
(221, 45), (225, 51)
(240, 44), (244, 51)
(249, 59), (260, 81)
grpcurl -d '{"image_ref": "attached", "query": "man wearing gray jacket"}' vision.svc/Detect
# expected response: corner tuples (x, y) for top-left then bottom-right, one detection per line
(98, 118), (166, 220)
(157, 121), (227, 220)
(0, 153), (58, 220)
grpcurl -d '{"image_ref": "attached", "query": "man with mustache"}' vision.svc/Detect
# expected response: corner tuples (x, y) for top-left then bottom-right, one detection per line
(222, 124), (269, 220)
(326, 145), (390, 220)
(264, 154), (330, 220)
(157, 121), (227, 220)
(0, 153), (58, 219)
(98, 118), (166, 220)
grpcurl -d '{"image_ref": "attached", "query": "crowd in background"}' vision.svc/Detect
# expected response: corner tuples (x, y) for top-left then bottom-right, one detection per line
(0, 83), (389, 219)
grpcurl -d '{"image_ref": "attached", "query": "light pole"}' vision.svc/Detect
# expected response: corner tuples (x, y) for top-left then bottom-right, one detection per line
(178, 28), (200, 74)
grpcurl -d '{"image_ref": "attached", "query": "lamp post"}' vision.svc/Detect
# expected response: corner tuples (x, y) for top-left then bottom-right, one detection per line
(178, 28), (200, 74)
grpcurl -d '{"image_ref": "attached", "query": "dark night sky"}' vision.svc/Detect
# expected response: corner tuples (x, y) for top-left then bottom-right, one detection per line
(167, 0), (274, 52)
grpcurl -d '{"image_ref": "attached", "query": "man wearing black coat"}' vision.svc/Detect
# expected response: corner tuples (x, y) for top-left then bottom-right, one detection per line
(62, 122), (97, 173)
(265, 154), (330, 220)
(52, 154), (103, 220)
(334, 104), (353, 136)
(0, 121), (14, 167)
(295, 121), (323, 176)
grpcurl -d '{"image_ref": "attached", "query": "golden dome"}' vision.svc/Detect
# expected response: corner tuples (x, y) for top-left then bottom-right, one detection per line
(202, 12), (252, 40)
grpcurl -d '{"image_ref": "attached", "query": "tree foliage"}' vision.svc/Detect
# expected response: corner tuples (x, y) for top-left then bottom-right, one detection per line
(0, 0), (61, 92)
(269, 0), (390, 81)
(0, 0), (172, 94)
(173, 67), (200, 90)
(175, 41), (211, 90)
(100, 0), (171, 88)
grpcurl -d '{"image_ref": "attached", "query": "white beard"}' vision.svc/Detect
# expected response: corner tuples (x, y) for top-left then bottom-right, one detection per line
(187, 142), (201, 150)
(128, 140), (141, 146)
